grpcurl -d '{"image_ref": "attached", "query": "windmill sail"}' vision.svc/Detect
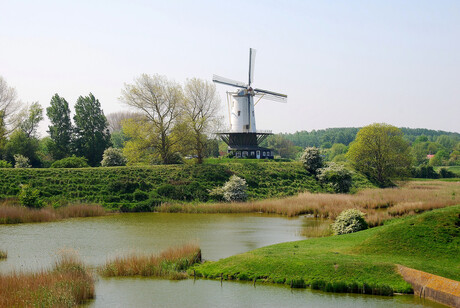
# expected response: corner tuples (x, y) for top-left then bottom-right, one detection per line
(248, 48), (256, 86)
(212, 75), (247, 89)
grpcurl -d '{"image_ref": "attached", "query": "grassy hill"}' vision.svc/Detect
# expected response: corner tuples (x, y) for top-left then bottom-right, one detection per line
(192, 205), (460, 295)
(0, 161), (326, 211)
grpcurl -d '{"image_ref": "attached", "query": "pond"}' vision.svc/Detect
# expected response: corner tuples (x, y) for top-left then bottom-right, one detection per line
(0, 213), (443, 307)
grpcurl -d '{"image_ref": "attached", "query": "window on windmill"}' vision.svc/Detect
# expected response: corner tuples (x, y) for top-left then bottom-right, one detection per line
(238, 111), (241, 116)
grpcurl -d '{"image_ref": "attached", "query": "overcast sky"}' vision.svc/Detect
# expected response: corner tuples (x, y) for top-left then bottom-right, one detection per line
(1, 0), (459, 135)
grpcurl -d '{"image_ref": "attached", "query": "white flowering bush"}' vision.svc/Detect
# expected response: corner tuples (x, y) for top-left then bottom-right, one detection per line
(14, 154), (31, 168)
(300, 147), (323, 175)
(101, 147), (127, 167)
(222, 175), (248, 202)
(332, 209), (368, 235)
(317, 163), (353, 193)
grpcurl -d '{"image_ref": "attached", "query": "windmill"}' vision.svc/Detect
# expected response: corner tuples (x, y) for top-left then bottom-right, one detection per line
(213, 48), (287, 159)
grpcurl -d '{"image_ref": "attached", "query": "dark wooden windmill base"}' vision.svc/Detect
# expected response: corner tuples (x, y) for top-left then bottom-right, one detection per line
(217, 132), (274, 159)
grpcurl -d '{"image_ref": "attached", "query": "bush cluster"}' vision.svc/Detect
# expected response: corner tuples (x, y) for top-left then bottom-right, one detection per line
(300, 147), (323, 175)
(18, 184), (43, 208)
(14, 154), (31, 168)
(317, 163), (353, 193)
(331, 209), (368, 235)
(101, 147), (127, 167)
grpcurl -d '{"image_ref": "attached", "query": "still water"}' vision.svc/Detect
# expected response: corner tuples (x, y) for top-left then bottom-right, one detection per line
(0, 213), (444, 307)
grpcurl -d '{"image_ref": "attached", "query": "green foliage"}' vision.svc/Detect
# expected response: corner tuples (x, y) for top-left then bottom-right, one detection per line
(261, 135), (300, 159)
(438, 167), (456, 178)
(0, 160), (12, 168)
(317, 163), (353, 193)
(101, 147), (127, 167)
(14, 154), (31, 168)
(19, 102), (43, 138)
(4, 130), (40, 167)
(300, 147), (323, 175)
(46, 94), (73, 160)
(18, 184), (43, 208)
(50, 156), (89, 168)
(412, 165), (439, 179)
(347, 123), (412, 187)
(222, 175), (248, 202)
(332, 209), (368, 235)
(73, 93), (111, 166)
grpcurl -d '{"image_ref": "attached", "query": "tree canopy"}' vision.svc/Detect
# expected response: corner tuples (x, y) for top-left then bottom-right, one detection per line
(73, 93), (111, 166)
(347, 123), (412, 187)
(46, 94), (73, 160)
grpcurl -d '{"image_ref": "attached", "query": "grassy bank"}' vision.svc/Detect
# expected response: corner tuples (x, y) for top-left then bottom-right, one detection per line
(0, 162), (328, 211)
(0, 252), (94, 307)
(99, 243), (201, 279)
(0, 201), (107, 224)
(192, 205), (460, 295)
(160, 180), (460, 226)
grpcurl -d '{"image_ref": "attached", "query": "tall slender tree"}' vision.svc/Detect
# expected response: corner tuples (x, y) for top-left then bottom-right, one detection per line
(73, 93), (111, 166)
(182, 78), (221, 163)
(46, 94), (73, 160)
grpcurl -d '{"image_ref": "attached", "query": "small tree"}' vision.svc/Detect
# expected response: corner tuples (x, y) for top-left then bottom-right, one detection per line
(300, 147), (323, 175)
(18, 184), (43, 208)
(222, 175), (248, 202)
(332, 209), (368, 235)
(317, 163), (353, 193)
(101, 147), (127, 167)
(14, 154), (31, 168)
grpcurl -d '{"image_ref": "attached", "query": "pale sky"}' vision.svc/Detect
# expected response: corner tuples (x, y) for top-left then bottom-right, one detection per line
(1, 0), (459, 135)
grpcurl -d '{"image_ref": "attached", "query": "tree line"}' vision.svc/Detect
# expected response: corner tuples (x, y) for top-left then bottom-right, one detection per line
(0, 75), (221, 167)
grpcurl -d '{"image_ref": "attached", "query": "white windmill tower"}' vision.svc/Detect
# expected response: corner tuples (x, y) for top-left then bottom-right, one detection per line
(213, 48), (287, 159)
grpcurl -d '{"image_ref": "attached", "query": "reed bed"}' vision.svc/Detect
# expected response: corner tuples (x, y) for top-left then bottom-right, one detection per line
(0, 202), (107, 224)
(99, 243), (201, 279)
(158, 181), (460, 227)
(0, 251), (94, 307)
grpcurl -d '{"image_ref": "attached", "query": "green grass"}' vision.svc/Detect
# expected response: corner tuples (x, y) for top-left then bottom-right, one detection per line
(0, 162), (327, 211)
(192, 205), (460, 295)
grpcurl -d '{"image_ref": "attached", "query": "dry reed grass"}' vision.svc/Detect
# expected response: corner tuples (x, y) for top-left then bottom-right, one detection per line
(0, 250), (94, 307)
(0, 202), (107, 224)
(158, 181), (460, 227)
(99, 243), (201, 279)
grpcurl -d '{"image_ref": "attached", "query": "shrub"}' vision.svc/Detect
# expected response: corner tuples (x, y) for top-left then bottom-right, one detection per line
(14, 154), (31, 168)
(300, 147), (323, 175)
(317, 163), (353, 193)
(18, 184), (44, 208)
(101, 147), (127, 167)
(50, 156), (90, 168)
(0, 160), (12, 168)
(222, 175), (248, 202)
(439, 168), (456, 178)
(412, 165), (438, 179)
(133, 189), (149, 201)
(331, 209), (368, 235)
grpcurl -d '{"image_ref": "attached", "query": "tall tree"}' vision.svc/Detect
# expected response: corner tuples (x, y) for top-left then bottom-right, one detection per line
(347, 123), (412, 187)
(0, 76), (22, 134)
(120, 74), (184, 164)
(73, 93), (111, 166)
(46, 94), (73, 160)
(19, 102), (43, 138)
(183, 78), (221, 163)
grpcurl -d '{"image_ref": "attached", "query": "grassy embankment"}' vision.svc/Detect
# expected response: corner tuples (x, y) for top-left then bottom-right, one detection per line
(192, 205), (460, 295)
(0, 252), (94, 307)
(99, 243), (201, 280)
(0, 162), (330, 211)
(159, 180), (460, 227)
(0, 201), (107, 224)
